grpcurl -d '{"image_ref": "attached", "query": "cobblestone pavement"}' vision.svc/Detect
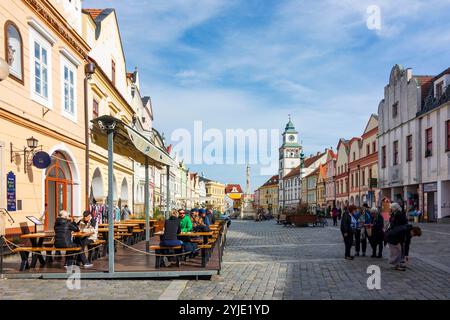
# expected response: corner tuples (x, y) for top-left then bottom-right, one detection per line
(179, 220), (450, 300)
(1, 220), (450, 299)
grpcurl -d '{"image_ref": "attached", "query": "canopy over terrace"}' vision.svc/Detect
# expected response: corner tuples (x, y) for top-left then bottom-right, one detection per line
(91, 115), (175, 274)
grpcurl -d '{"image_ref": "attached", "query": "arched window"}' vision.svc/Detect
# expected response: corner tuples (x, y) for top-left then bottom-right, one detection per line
(4, 21), (23, 83)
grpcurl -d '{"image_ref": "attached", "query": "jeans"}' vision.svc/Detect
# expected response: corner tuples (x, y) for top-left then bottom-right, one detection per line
(369, 236), (383, 257)
(343, 232), (353, 257)
(75, 238), (92, 265)
(332, 216), (338, 226)
(355, 229), (367, 254)
(160, 240), (183, 247)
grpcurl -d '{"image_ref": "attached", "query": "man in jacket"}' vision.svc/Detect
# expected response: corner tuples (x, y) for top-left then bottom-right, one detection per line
(341, 205), (357, 260)
(385, 224), (422, 271)
(54, 210), (82, 267)
(369, 207), (384, 258)
(76, 211), (97, 268)
(178, 209), (197, 258)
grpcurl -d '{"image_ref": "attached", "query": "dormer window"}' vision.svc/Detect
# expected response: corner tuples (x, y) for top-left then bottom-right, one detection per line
(392, 102), (398, 118)
(436, 81), (444, 98)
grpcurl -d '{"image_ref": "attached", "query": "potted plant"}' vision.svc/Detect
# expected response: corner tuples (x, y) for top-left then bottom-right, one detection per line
(286, 203), (316, 227)
(153, 210), (165, 233)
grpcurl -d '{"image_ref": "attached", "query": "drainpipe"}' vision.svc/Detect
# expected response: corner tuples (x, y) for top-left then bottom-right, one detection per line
(84, 62), (96, 210)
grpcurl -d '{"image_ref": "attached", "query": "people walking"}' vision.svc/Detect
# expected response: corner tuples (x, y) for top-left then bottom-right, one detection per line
(389, 202), (408, 230)
(332, 206), (338, 226)
(385, 224), (422, 271)
(120, 204), (131, 221)
(341, 206), (356, 260)
(353, 207), (367, 257)
(368, 207), (384, 258)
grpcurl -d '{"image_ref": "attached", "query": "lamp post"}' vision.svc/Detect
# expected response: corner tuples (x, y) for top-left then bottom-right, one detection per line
(357, 164), (361, 207)
(24, 136), (39, 173)
(299, 151), (305, 205)
(84, 61), (96, 210)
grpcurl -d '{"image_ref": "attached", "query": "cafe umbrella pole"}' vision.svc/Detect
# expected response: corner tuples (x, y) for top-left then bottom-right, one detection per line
(144, 156), (150, 252)
(98, 117), (117, 274)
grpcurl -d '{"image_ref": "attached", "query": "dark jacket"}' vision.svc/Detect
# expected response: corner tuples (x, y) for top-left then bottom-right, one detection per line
(340, 211), (353, 235)
(386, 224), (413, 256)
(54, 218), (79, 248)
(161, 216), (181, 241)
(389, 211), (408, 229)
(371, 213), (384, 239)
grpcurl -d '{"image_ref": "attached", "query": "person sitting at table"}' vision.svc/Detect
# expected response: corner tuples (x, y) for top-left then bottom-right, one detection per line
(207, 209), (216, 224)
(178, 209), (198, 259)
(199, 209), (211, 228)
(54, 210), (82, 267)
(76, 211), (97, 268)
(190, 209), (204, 229)
(159, 210), (183, 267)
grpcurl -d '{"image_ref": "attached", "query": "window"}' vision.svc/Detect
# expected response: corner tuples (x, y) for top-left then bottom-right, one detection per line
(111, 60), (116, 86)
(30, 30), (52, 107)
(353, 152), (356, 161)
(93, 99), (99, 119)
(393, 102), (398, 118)
(61, 58), (76, 119)
(425, 128), (433, 157)
(366, 144), (370, 156)
(362, 170), (365, 186)
(381, 146), (386, 168)
(436, 81), (444, 98)
(393, 140), (399, 165)
(406, 135), (413, 162)
(372, 141), (376, 153)
(447, 120), (450, 151)
(5, 21), (23, 83)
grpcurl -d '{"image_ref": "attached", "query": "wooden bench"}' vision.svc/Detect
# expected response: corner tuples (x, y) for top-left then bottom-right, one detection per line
(87, 239), (106, 261)
(150, 245), (183, 268)
(13, 247), (81, 271)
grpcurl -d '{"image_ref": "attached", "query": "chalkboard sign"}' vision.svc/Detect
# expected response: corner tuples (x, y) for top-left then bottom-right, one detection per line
(7, 171), (16, 211)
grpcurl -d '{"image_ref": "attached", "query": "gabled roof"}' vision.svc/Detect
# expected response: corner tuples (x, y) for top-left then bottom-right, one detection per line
(304, 151), (326, 168)
(261, 175), (279, 187)
(225, 184), (243, 194)
(82, 8), (103, 20)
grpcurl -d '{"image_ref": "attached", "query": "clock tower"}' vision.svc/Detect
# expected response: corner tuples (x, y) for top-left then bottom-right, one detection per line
(279, 116), (302, 179)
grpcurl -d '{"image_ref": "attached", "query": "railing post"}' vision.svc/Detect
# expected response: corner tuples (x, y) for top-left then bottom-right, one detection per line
(0, 235), (4, 278)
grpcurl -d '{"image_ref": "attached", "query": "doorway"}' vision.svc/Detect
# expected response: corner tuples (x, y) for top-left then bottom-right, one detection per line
(45, 151), (73, 230)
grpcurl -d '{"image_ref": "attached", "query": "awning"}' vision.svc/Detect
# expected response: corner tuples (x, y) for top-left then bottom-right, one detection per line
(91, 115), (176, 168)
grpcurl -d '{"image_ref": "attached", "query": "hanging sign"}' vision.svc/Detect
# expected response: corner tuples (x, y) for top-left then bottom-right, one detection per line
(7, 171), (16, 211)
(32, 151), (52, 169)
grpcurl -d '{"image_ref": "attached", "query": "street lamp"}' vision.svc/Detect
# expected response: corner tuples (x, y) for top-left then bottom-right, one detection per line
(0, 58), (9, 81)
(22, 136), (40, 173)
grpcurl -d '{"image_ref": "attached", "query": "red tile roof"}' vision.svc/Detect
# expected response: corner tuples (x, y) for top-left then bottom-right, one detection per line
(225, 184), (243, 194)
(82, 8), (103, 20)
(284, 165), (300, 179)
(261, 175), (279, 187)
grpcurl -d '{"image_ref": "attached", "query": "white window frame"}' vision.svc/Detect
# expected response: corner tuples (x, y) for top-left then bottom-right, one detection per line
(29, 28), (53, 109)
(60, 55), (77, 122)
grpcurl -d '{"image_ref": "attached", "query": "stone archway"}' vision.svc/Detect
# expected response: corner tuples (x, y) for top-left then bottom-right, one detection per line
(120, 178), (128, 207)
(91, 168), (105, 204)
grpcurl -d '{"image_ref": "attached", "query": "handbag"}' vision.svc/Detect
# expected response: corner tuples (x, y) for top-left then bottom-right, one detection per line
(366, 226), (372, 237)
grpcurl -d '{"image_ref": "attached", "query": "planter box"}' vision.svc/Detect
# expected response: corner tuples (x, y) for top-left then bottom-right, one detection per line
(154, 220), (165, 233)
(286, 215), (316, 227)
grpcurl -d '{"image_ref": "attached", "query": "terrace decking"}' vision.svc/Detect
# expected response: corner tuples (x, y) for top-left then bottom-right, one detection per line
(2, 234), (223, 279)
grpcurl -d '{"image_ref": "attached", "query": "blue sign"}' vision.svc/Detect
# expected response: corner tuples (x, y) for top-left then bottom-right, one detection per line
(7, 171), (16, 211)
(32, 151), (51, 169)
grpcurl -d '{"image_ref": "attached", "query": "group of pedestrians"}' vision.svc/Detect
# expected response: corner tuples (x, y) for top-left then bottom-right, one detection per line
(340, 202), (422, 271)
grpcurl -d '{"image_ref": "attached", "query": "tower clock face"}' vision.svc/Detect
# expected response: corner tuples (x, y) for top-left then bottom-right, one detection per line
(288, 135), (295, 142)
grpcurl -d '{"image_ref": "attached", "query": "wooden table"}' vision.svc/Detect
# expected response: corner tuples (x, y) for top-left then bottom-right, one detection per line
(20, 231), (92, 267)
(177, 232), (214, 267)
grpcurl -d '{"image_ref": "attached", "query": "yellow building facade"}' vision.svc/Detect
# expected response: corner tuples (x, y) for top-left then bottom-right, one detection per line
(0, 0), (90, 236)
(258, 175), (279, 215)
(205, 180), (225, 212)
(82, 9), (134, 214)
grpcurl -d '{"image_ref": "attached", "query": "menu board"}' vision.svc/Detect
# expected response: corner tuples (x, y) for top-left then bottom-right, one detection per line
(7, 171), (16, 211)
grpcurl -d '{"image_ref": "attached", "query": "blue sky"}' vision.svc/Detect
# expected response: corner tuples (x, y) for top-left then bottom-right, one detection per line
(85, 0), (450, 191)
